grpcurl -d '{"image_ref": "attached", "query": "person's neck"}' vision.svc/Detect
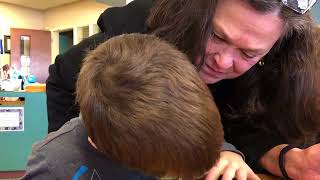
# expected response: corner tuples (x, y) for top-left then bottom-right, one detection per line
(87, 136), (98, 149)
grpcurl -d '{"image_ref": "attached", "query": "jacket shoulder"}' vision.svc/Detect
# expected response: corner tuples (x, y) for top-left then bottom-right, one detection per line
(97, 0), (154, 34)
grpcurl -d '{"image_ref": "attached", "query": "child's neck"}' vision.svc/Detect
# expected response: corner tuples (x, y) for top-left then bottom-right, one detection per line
(87, 136), (98, 149)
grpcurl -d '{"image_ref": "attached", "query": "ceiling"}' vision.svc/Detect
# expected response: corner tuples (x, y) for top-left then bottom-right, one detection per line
(0, 0), (81, 10)
(97, 0), (126, 7)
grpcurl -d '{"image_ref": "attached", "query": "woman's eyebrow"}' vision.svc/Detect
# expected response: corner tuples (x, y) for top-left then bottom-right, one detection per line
(213, 22), (267, 54)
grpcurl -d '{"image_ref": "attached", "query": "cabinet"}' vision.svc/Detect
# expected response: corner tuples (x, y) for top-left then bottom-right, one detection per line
(0, 91), (47, 171)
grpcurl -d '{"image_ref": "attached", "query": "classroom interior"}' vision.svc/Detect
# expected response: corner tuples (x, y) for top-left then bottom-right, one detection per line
(0, 0), (130, 179)
(0, 0), (319, 179)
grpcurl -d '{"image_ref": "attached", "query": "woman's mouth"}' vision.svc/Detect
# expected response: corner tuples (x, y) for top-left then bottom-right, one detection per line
(203, 62), (224, 77)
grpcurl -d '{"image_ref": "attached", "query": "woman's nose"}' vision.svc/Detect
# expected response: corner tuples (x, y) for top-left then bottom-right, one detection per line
(214, 50), (234, 70)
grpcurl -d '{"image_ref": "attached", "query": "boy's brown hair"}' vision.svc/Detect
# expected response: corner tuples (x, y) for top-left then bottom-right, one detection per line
(76, 33), (223, 178)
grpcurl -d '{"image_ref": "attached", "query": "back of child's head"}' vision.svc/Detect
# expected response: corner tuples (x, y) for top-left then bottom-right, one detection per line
(76, 33), (223, 178)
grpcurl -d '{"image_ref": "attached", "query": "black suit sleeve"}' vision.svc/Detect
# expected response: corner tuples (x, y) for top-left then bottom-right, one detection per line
(222, 119), (285, 173)
(210, 81), (286, 173)
(46, 0), (152, 132)
(46, 33), (107, 132)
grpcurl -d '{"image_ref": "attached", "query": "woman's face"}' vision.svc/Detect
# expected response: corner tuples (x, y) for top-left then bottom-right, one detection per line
(196, 0), (284, 84)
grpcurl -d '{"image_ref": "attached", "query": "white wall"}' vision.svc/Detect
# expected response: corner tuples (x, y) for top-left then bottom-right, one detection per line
(0, 2), (44, 34)
(44, 0), (109, 31)
(44, 0), (109, 63)
(0, 2), (44, 66)
(126, 0), (134, 4)
(0, 0), (109, 65)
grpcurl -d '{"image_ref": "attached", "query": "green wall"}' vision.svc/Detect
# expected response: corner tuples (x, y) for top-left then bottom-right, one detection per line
(59, 31), (73, 54)
(0, 92), (47, 171)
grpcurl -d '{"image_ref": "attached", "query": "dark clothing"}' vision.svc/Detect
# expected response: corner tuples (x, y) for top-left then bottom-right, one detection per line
(46, 0), (282, 172)
(208, 81), (285, 172)
(21, 117), (155, 180)
(46, 0), (153, 132)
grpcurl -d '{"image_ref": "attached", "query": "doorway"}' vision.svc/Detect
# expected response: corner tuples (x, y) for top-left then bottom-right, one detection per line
(59, 30), (73, 54)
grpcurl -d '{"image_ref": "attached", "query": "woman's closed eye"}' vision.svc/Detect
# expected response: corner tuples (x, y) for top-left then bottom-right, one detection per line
(242, 51), (257, 59)
(211, 31), (225, 42)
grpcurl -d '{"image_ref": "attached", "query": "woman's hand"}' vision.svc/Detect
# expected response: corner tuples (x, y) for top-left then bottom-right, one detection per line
(205, 151), (260, 180)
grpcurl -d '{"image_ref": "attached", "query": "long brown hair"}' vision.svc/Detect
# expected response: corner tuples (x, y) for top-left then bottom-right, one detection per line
(76, 33), (223, 178)
(147, 0), (216, 63)
(147, 0), (320, 144)
(234, 0), (320, 145)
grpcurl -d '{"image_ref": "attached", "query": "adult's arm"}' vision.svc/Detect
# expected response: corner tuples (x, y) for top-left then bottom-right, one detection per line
(209, 81), (286, 172)
(260, 143), (320, 179)
(46, 0), (153, 132)
(46, 33), (107, 132)
(218, 105), (285, 171)
(225, 119), (320, 178)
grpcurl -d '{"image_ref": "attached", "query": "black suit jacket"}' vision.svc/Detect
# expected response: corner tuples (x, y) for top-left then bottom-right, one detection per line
(46, 0), (153, 132)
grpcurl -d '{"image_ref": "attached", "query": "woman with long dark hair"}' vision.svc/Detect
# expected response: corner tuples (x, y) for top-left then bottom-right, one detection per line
(46, 0), (320, 179)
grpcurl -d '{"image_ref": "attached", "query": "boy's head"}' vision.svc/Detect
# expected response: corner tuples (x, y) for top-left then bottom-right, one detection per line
(76, 33), (223, 178)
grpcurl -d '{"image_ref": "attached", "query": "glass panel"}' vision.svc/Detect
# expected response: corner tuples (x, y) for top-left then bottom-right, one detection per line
(20, 36), (30, 56)
(3, 35), (10, 54)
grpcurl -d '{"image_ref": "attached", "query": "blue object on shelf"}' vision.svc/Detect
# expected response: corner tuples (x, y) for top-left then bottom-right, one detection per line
(0, 39), (3, 54)
(27, 75), (37, 83)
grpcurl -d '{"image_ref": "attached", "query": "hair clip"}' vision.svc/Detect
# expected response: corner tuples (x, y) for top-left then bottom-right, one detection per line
(281, 0), (317, 14)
